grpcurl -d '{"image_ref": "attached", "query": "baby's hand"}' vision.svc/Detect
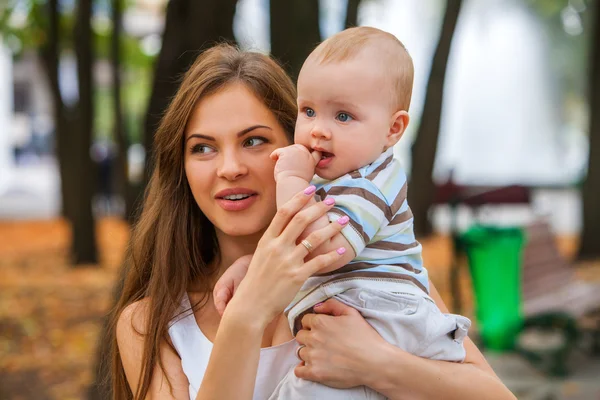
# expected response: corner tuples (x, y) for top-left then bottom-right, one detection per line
(271, 144), (321, 182)
(213, 254), (253, 316)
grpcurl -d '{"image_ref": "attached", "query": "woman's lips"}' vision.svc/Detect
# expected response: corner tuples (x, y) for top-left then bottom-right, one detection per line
(216, 194), (258, 211)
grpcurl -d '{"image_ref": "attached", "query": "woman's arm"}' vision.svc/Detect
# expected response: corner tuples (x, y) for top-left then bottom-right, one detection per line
(117, 299), (190, 399)
(295, 281), (516, 400)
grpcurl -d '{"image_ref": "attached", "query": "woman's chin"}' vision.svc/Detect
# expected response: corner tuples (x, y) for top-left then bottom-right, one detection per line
(217, 219), (268, 238)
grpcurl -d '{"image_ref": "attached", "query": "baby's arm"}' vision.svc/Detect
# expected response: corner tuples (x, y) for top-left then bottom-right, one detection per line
(271, 145), (356, 273)
(213, 255), (253, 315)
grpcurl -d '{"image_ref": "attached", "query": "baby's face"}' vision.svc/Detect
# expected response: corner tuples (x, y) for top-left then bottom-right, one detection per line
(295, 55), (394, 180)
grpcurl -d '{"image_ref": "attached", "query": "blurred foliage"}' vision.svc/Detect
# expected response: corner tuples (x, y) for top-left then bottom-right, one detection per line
(525, 0), (591, 116)
(1, 0), (155, 144)
(0, 0), (154, 67)
(95, 67), (151, 143)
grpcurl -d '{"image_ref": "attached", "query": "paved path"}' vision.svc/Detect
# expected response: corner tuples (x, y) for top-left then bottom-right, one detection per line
(487, 351), (600, 399)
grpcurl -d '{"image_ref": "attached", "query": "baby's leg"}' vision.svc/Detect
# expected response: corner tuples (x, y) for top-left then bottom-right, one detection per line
(334, 286), (470, 362)
(268, 366), (386, 400)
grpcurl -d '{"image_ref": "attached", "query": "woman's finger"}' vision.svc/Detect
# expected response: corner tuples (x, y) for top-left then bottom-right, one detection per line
(300, 313), (327, 331)
(298, 345), (309, 364)
(295, 328), (309, 345)
(294, 364), (312, 381)
(312, 298), (358, 317)
(279, 197), (335, 244)
(303, 249), (347, 277)
(293, 215), (349, 258)
(263, 186), (317, 238)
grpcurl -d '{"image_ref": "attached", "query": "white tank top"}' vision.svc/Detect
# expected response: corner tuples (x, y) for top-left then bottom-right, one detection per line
(168, 294), (298, 400)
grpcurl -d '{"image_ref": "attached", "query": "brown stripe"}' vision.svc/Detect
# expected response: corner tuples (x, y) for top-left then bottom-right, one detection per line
(349, 170), (362, 179)
(389, 208), (413, 225)
(390, 182), (408, 216)
(315, 270), (428, 293)
(366, 154), (394, 181)
(322, 261), (421, 275)
(366, 240), (419, 252)
(325, 186), (393, 220)
(315, 188), (327, 201)
(329, 210), (369, 244)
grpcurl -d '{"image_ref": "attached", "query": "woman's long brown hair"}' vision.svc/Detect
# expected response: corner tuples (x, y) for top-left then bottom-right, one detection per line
(107, 44), (297, 400)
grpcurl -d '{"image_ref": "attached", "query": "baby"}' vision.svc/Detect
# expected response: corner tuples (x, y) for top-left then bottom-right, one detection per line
(216, 27), (471, 400)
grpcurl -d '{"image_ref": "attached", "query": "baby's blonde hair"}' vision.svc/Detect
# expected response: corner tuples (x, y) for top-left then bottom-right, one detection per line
(306, 26), (414, 112)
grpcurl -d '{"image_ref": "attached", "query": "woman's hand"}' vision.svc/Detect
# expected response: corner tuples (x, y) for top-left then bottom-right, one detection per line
(294, 299), (389, 389)
(225, 186), (349, 329)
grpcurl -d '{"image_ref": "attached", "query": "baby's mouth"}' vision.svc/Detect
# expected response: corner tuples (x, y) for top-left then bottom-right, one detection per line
(320, 151), (334, 160)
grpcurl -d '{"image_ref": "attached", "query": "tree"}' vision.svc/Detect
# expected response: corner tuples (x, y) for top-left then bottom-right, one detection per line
(579, 1), (600, 260)
(269, 0), (321, 80)
(70, 0), (98, 264)
(36, 0), (98, 264)
(109, 0), (141, 223)
(408, 0), (463, 237)
(345, 0), (361, 29)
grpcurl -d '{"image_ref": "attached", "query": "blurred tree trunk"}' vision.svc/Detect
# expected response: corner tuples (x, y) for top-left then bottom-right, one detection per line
(39, 0), (98, 263)
(142, 0), (238, 186)
(70, 0), (98, 264)
(579, 3), (600, 260)
(408, 0), (462, 237)
(270, 0), (321, 81)
(39, 0), (74, 222)
(345, 0), (361, 29)
(110, 0), (134, 222)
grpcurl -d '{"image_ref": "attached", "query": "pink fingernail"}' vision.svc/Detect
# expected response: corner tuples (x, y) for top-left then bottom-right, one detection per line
(337, 216), (349, 225)
(324, 197), (335, 206)
(304, 185), (317, 195)
(336, 247), (346, 255)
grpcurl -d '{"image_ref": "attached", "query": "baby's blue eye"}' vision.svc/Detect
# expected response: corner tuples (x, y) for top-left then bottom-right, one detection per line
(336, 112), (353, 122)
(305, 108), (315, 117)
(244, 137), (267, 147)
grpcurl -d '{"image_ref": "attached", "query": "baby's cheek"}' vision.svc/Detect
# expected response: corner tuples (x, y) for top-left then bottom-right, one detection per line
(293, 125), (310, 144)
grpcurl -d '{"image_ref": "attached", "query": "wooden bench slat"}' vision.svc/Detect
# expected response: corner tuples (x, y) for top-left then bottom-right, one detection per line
(520, 220), (600, 319)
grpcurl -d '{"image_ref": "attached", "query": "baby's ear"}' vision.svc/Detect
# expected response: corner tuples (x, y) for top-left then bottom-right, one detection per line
(386, 110), (409, 148)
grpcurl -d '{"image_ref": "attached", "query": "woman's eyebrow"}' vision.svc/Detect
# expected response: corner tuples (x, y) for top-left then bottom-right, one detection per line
(186, 125), (272, 143)
(186, 134), (214, 143)
(237, 125), (272, 137)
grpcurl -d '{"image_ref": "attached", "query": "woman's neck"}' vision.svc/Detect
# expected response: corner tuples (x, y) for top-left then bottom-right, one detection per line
(214, 228), (264, 275)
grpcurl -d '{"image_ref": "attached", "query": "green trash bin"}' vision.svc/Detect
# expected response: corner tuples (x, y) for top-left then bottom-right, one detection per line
(460, 225), (525, 351)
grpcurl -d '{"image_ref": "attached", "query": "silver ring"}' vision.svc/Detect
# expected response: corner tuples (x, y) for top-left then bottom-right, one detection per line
(295, 344), (306, 360)
(300, 239), (314, 253)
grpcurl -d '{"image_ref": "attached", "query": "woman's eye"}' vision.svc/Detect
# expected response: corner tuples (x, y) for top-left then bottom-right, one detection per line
(244, 137), (267, 147)
(336, 112), (353, 122)
(305, 108), (315, 118)
(191, 144), (215, 154)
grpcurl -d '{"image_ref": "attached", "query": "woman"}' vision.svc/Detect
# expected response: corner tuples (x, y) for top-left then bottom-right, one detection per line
(110, 44), (515, 400)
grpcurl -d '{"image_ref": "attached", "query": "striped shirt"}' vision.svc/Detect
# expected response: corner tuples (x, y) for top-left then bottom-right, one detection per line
(288, 148), (428, 313)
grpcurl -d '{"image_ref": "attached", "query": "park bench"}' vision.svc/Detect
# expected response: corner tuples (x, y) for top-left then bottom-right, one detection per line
(513, 219), (600, 375)
(521, 219), (600, 319)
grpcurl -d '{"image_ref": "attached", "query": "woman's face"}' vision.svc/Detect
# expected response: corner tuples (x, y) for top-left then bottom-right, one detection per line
(184, 82), (291, 237)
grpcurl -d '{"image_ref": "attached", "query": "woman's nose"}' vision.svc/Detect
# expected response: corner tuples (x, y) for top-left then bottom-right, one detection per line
(216, 151), (248, 181)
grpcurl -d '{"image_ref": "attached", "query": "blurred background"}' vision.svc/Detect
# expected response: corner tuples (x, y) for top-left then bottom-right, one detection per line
(1, 0), (599, 399)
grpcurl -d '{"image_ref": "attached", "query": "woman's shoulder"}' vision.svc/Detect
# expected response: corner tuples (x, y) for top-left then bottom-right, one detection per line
(117, 298), (152, 339)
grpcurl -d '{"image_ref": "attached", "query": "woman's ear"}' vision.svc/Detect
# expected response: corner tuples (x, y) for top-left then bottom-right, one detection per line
(386, 110), (410, 148)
